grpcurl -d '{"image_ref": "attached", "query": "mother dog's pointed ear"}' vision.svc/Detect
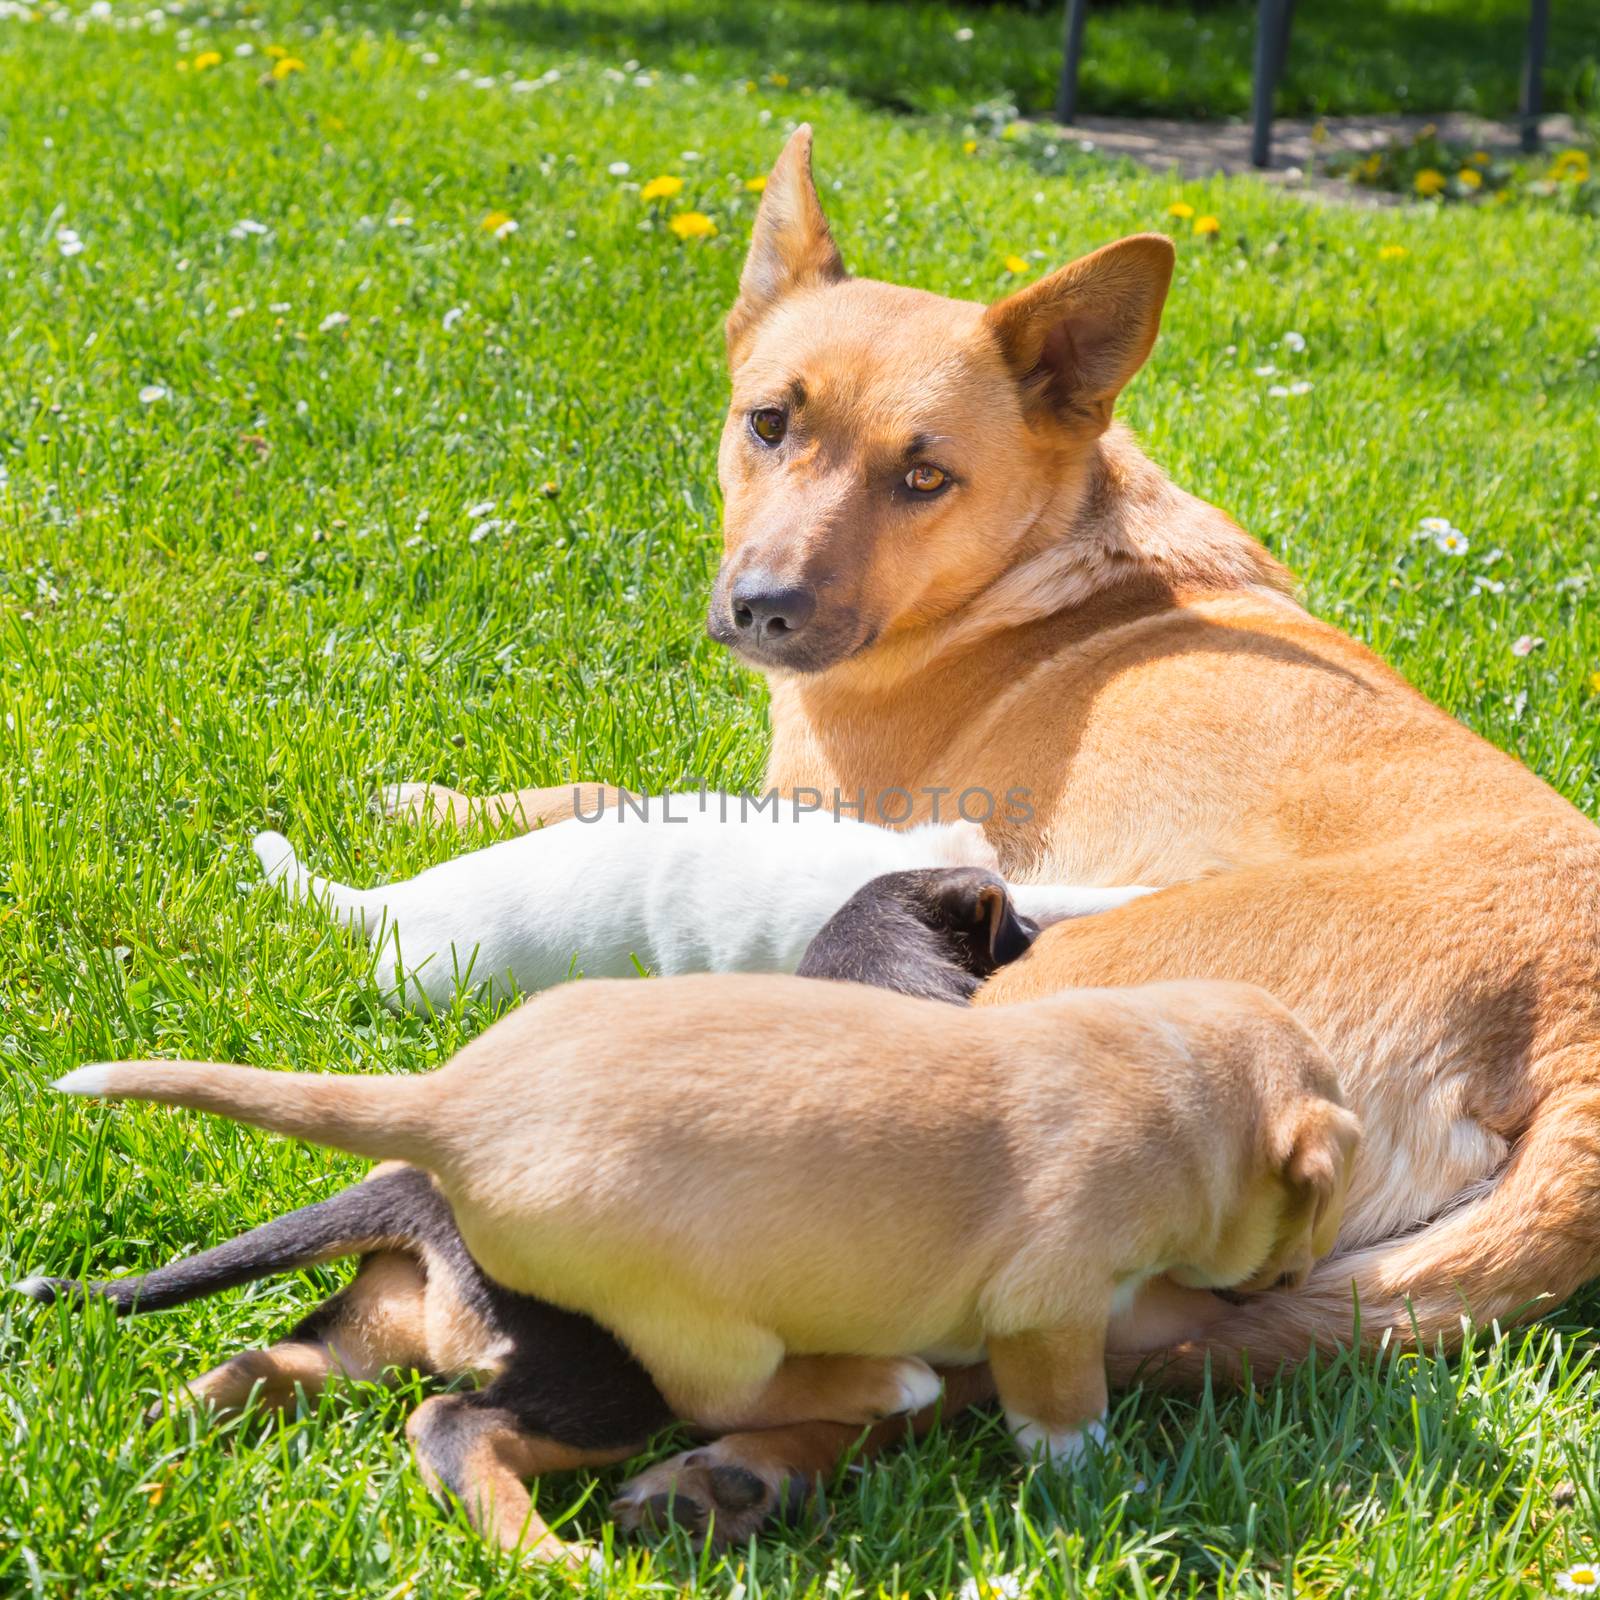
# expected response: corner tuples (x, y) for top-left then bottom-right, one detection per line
(727, 124), (847, 365)
(983, 233), (1175, 432)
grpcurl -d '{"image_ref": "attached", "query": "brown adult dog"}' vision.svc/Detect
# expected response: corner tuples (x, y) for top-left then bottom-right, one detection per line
(57, 972), (1354, 1471)
(402, 125), (1600, 1538)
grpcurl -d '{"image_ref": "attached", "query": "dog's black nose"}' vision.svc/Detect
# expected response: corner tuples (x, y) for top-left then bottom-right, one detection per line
(730, 577), (815, 646)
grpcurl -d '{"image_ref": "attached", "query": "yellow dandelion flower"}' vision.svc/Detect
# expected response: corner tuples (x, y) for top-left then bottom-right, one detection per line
(768, 72), (789, 88)
(1589, 670), (1600, 695)
(480, 210), (515, 235)
(1457, 167), (1483, 189)
(1193, 214), (1220, 236)
(668, 210), (717, 240)
(1003, 254), (1030, 274)
(640, 175), (685, 202)
(193, 50), (222, 70)
(962, 139), (977, 155)
(1470, 149), (1491, 167)
(271, 56), (305, 78)
(744, 175), (767, 193)
(1549, 149), (1590, 183)
(265, 43), (288, 58)
(1166, 201), (1195, 219)
(175, 57), (189, 71)
(1378, 243), (1409, 261)
(1413, 168), (1447, 197)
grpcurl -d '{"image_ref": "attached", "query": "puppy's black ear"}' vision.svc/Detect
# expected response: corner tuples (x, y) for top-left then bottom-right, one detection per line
(934, 871), (1038, 974)
(973, 882), (1040, 970)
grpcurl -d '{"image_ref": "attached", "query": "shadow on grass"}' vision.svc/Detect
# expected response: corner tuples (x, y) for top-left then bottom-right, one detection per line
(461, 0), (1598, 122)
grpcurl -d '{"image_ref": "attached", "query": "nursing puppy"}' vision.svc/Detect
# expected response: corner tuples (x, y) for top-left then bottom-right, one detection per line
(21, 869), (1044, 1561)
(50, 974), (1357, 1482)
(255, 800), (1148, 1011)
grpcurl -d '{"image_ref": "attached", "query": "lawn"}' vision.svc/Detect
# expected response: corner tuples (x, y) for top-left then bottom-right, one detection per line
(3, 0), (1600, 1595)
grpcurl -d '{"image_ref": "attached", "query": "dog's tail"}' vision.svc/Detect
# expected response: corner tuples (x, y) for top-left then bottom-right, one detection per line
(1110, 1078), (1600, 1389)
(51, 1060), (438, 1168)
(254, 831), (381, 927)
(14, 1165), (438, 1315)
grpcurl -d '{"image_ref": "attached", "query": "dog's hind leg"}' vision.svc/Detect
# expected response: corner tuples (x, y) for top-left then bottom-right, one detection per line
(407, 1389), (635, 1564)
(380, 782), (623, 832)
(167, 1246), (435, 1416)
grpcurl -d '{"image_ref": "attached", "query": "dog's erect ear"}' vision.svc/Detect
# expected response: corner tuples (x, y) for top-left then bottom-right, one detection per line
(934, 873), (1039, 973)
(982, 233), (1175, 432)
(727, 124), (846, 364)
(1275, 1100), (1362, 1258)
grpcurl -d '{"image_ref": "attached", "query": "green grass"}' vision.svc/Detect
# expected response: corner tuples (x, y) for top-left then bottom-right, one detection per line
(3, 0), (1600, 1595)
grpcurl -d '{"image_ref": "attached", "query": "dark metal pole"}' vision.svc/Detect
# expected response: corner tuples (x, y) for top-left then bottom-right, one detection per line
(1520, 0), (1550, 153)
(1055, 0), (1089, 125)
(1250, 0), (1294, 169)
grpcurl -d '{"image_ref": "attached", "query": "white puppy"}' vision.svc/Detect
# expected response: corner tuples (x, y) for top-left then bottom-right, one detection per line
(254, 796), (1153, 1011)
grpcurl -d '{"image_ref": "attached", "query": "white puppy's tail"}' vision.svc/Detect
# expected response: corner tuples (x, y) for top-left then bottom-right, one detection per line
(53, 1061), (437, 1168)
(253, 831), (379, 925)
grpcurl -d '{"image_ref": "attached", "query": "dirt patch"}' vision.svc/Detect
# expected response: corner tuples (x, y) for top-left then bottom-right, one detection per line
(1051, 110), (1582, 202)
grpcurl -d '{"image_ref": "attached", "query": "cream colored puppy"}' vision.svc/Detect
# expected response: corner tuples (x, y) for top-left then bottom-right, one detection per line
(57, 973), (1357, 1462)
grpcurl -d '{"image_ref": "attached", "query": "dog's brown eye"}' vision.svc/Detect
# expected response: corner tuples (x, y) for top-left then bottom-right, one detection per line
(905, 464), (947, 494)
(750, 408), (787, 446)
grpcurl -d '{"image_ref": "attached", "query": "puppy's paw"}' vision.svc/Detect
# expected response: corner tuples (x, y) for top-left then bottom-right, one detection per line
(879, 1356), (943, 1418)
(1007, 1411), (1107, 1467)
(377, 782), (470, 825)
(609, 1443), (812, 1549)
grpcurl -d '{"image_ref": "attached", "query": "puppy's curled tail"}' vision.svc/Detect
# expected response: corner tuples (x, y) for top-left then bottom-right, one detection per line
(53, 1061), (437, 1168)
(1110, 1076), (1600, 1389)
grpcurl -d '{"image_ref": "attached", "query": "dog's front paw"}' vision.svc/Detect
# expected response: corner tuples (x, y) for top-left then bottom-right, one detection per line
(376, 782), (471, 825)
(609, 1442), (813, 1549)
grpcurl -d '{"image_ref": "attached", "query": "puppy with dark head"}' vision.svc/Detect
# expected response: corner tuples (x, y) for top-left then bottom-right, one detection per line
(18, 868), (1045, 1559)
(798, 868), (1039, 1004)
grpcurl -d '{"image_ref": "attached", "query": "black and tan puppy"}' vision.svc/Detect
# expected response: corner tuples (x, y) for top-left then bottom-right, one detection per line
(20, 868), (1039, 1560)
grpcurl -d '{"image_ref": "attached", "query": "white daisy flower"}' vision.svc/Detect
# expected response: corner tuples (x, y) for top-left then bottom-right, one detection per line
(138, 384), (167, 404)
(318, 311), (349, 332)
(1418, 516), (1455, 536)
(958, 1575), (1023, 1600)
(1435, 529), (1470, 556)
(1282, 330), (1306, 351)
(1267, 384), (1289, 398)
(465, 499), (496, 518)
(388, 215), (414, 228)
(608, 160), (630, 176)
(954, 25), (974, 40)
(57, 227), (84, 257)
(469, 518), (509, 543)
(1556, 1565), (1600, 1593)
(492, 217), (518, 240)
(442, 306), (465, 330)
(229, 218), (270, 238)
(1288, 379), (1313, 395)
(1472, 575), (1506, 595)
(1254, 363), (1277, 377)
(1511, 634), (1544, 657)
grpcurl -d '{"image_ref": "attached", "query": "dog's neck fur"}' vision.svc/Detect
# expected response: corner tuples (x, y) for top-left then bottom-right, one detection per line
(767, 427), (1295, 711)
